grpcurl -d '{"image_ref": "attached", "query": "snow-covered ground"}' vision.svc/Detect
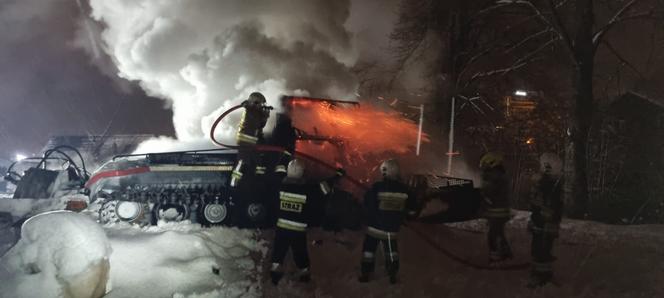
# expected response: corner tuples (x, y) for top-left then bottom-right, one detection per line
(2, 198), (664, 297)
(0, 199), (266, 298)
(0, 211), (111, 298)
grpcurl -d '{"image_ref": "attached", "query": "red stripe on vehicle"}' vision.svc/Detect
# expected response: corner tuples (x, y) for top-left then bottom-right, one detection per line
(85, 166), (151, 188)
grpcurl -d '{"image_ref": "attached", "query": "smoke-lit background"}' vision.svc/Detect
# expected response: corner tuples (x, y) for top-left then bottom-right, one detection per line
(0, 0), (404, 158)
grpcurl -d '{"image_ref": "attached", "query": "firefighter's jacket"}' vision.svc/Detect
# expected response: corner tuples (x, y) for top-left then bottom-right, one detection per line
(363, 179), (415, 238)
(480, 166), (511, 219)
(529, 173), (563, 235)
(236, 103), (270, 146)
(276, 178), (336, 232)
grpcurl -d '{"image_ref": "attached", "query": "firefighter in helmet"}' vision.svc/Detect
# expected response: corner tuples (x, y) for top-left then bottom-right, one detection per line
(230, 92), (272, 226)
(527, 152), (564, 288)
(263, 95), (298, 225)
(359, 159), (416, 284)
(267, 95), (297, 180)
(479, 152), (513, 264)
(270, 159), (344, 285)
(230, 92), (272, 188)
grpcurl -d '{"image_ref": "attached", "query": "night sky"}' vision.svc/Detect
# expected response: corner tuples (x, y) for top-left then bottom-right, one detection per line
(0, 0), (174, 159)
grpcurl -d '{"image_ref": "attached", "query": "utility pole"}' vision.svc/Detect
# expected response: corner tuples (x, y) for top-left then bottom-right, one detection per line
(416, 104), (424, 156)
(446, 96), (456, 175)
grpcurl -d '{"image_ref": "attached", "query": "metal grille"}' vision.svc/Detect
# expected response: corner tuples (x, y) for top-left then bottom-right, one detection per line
(425, 175), (474, 189)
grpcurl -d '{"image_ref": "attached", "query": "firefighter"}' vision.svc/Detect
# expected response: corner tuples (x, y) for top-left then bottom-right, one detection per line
(358, 159), (416, 284)
(479, 152), (513, 264)
(527, 152), (564, 288)
(230, 92), (272, 188)
(264, 96), (298, 225)
(267, 95), (297, 180)
(230, 92), (272, 226)
(270, 159), (343, 285)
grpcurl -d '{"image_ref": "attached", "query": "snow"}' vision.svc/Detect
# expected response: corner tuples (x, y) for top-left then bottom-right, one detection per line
(103, 222), (265, 298)
(0, 196), (73, 218)
(0, 199), (266, 298)
(0, 211), (111, 298)
(2, 198), (664, 297)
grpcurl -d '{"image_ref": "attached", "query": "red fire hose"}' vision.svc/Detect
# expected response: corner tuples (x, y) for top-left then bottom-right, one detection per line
(209, 103), (529, 271)
(208, 103), (367, 190)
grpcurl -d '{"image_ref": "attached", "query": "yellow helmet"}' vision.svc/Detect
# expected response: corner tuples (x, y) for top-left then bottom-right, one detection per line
(479, 152), (504, 170)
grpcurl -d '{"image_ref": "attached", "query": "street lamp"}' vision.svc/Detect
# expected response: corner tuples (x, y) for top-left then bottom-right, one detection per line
(514, 90), (528, 97)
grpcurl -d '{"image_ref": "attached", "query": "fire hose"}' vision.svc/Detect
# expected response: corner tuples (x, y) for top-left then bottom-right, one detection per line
(209, 103), (529, 271)
(405, 223), (530, 271)
(209, 104), (367, 190)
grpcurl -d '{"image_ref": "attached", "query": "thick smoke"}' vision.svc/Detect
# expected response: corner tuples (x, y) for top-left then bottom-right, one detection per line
(89, 0), (359, 148)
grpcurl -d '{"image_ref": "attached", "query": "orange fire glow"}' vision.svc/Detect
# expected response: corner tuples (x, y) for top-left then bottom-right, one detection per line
(289, 98), (429, 188)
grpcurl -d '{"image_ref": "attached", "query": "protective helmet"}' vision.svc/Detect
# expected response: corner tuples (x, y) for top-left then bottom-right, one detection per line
(380, 159), (400, 180)
(287, 159), (305, 179)
(539, 152), (562, 176)
(479, 152), (504, 170)
(247, 92), (266, 106)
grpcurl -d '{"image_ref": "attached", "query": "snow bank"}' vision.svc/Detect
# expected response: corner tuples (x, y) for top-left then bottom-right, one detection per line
(0, 196), (73, 218)
(104, 222), (266, 298)
(0, 211), (112, 298)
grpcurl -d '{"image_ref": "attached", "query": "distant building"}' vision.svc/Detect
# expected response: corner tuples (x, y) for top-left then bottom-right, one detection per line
(42, 134), (157, 170)
(588, 90), (664, 222)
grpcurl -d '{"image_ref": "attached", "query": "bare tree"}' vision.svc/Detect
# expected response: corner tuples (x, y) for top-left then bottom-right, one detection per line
(488, 0), (663, 217)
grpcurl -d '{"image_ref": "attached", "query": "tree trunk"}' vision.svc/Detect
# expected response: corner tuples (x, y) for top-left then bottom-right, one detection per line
(570, 0), (595, 218)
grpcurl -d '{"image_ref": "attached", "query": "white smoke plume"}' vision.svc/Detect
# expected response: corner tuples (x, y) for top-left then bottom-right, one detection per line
(88, 0), (359, 150)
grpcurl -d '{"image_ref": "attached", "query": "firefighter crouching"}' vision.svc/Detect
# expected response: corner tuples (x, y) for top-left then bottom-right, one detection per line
(359, 159), (416, 284)
(528, 152), (564, 288)
(270, 159), (344, 285)
(479, 152), (513, 264)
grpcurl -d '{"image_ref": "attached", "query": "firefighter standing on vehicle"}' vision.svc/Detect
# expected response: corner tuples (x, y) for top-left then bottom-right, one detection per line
(270, 159), (343, 285)
(479, 152), (513, 264)
(229, 92), (272, 226)
(528, 152), (564, 288)
(263, 96), (298, 225)
(359, 159), (416, 284)
(267, 96), (297, 181)
(230, 92), (272, 188)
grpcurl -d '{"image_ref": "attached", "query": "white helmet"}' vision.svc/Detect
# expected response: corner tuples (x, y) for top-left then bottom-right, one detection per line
(380, 159), (400, 180)
(540, 152), (562, 176)
(287, 159), (305, 179)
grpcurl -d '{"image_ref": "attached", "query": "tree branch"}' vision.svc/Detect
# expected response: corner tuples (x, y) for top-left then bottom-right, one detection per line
(498, 0), (574, 61)
(592, 0), (643, 46)
(504, 28), (552, 53)
(599, 40), (645, 79)
(461, 36), (559, 89)
(545, 0), (575, 57)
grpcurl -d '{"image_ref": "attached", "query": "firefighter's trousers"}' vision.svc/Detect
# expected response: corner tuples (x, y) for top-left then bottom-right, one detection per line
(360, 233), (399, 276)
(530, 228), (557, 280)
(488, 217), (512, 261)
(271, 228), (310, 271)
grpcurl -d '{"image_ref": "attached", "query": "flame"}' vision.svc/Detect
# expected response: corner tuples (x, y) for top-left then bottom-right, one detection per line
(289, 98), (430, 188)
